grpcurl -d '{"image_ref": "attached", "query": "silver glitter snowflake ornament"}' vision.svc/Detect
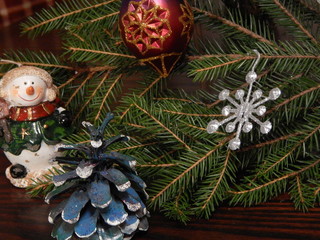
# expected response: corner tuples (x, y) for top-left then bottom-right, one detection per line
(207, 50), (281, 150)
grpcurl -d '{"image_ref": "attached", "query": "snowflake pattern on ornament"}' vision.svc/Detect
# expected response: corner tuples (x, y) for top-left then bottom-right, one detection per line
(207, 50), (281, 150)
(121, 0), (172, 55)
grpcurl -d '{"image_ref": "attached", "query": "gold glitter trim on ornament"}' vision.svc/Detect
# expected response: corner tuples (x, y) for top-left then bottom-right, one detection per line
(179, 0), (194, 43)
(121, 0), (172, 55)
(141, 52), (182, 77)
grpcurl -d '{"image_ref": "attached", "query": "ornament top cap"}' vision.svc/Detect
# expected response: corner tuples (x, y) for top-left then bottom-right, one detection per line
(1, 66), (53, 88)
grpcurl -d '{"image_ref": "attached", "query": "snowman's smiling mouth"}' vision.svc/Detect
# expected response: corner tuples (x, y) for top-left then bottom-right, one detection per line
(18, 92), (41, 102)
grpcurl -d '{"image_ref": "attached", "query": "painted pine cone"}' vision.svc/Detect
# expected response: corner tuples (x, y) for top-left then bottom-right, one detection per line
(46, 113), (149, 240)
(49, 176), (149, 239)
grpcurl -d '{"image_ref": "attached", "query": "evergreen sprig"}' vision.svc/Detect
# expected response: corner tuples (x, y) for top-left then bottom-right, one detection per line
(4, 0), (319, 222)
(21, 0), (121, 37)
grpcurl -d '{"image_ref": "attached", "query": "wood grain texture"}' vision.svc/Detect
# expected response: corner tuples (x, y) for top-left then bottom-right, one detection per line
(1, 23), (320, 240)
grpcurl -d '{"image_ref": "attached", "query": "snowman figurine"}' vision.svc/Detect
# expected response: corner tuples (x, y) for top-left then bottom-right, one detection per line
(0, 66), (72, 188)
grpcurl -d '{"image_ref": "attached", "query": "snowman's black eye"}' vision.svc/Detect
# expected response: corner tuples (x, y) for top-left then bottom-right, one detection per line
(32, 82), (34, 85)
(24, 82), (27, 85)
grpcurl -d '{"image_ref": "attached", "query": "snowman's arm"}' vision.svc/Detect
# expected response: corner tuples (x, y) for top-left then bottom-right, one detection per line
(0, 98), (12, 142)
(0, 118), (12, 143)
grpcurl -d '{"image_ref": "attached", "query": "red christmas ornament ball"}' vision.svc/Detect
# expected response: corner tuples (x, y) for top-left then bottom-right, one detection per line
(119, 0), (194, 77)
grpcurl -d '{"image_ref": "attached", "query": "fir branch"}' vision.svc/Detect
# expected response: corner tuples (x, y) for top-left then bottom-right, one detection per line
(230, 157), (320, 195)
(125, 123), (147, 129)
(298, 0), (320, 14)
(289, 174), (316, 211)
(161, 191), (193, 224)
(134, 103), (192, 150)
(22, 0), (120, 35)
(194, 55), (247, 74)
(121, 107), (133, 120)
(151, 135), (234, 203)
(266, 84), (320, 114)
(75, 140), (90, 145)
(183, 123), (206, 132)
(190, 53), (320, 62)
(295, 175), (305, 204)
(139, 76), (163, 97)
(188, 54), (234, 61)
(264, 54), (319, 60)
(272, 0), (318, 44)
(115, 142), (158, 152)
(0, 61), (74, 70)
(75, 71), (111, 121)
(192, 7), (276, 46)
(199, 150), (231, 211)
(148, 149), (179, 163)
(163, 110), (221, 117)
(65, 72), (94, 107)
(58, 72), (81, 89)
(154, 97), (206, 106)
(239, 132), (302, 152)
(69, 32), (86, 42)
(120, 76), (163, 119)
(154, 97), (194, 103)
(1, 50), (61, 66)
(262, 123), (320, 174)
(81, 66), (118, 72)
(190, 48), (319, 82)
(68, 47), (135, 59)
(27, 167), (64, 197)
(137, 164), (177, 167)
(8, 0), (320, 221)
(94, 74), (122, 121)
(75, 11), (119, 29)
(258, 0), (319, 42)
(65, 2), (120, 39)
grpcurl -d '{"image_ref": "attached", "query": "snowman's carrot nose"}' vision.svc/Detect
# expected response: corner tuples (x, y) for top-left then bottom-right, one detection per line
(26, 86), (35, 95)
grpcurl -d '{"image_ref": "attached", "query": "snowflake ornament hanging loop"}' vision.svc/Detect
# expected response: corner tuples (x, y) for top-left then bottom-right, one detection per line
(207, 50), (281, 150)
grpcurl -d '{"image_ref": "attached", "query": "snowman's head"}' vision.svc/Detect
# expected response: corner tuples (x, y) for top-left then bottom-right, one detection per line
(0, 66), (58, 107)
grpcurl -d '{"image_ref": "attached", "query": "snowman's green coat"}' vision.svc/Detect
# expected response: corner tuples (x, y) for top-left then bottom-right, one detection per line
(0, 112), (71, 155)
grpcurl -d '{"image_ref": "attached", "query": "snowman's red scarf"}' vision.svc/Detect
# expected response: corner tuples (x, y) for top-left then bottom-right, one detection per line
(9, 100), (59, 121)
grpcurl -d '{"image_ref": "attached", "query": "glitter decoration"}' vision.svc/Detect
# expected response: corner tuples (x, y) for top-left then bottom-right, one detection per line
(119, 0), (194, 77)
(121, 0), (172, 55)
(179, 0), (194, 41)
(207, 50), (281, 150)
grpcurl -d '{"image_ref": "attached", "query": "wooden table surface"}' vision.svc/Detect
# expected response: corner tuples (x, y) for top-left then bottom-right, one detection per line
(1, 24), (320, 240)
